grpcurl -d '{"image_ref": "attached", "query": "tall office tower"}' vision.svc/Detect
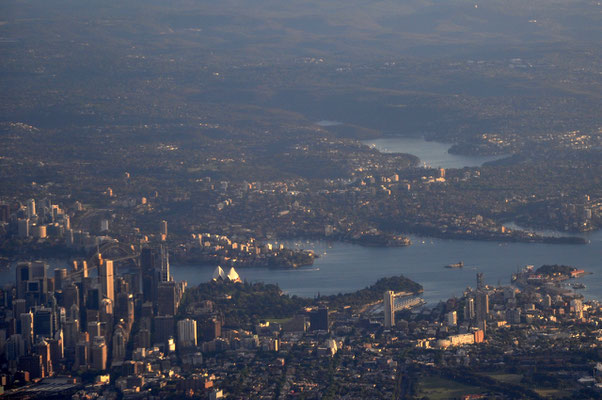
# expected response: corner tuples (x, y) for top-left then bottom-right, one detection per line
(54, 268), (67, 292)
(309, 307), (329, 332)
(160, 244), (170, 282)
(16, 262), (31, 299)
(34, 308), (54, 338)
(6, 334), (26, 361)
(112, 326), (127, 362)
(157, 281), (177, 316)
(99, 259), (115, 303)
(464, 297), (475, 321)
(115, 292), (135, 325)
(34, 340), (53, 377)
(0, 203), (9, 222)
(26, 199), (36, 218)
(90, 336), (107, 371)
(200, 317), (222, 341)
(19, 354), (45, 379)
(475, 291), (489, 323)
(18, 218), (30, 238)
(446, 311), (457, 326)
(135, 329), (151, 349)
(153, 315), (175, 347)
(62, 282), (79, 310)
(47, 334), (64, 371)
(87, 287), (101, 311)
(99, 298), (114, 337)
(177, 318), (198, 349)
(24, 261), (49, 306)
(13, 299), (27, 320)
(75, 340), (89, 371)
(20, 312), (34, 350)
(87, 321), (102, 338)
(384, 291), (396, 328)
(476, 272), (485, 291)
(141, 247), (157, 303)
(69, 304), (80, 322)
(160, 220), (168, 237)
(63, 319), (80, 351)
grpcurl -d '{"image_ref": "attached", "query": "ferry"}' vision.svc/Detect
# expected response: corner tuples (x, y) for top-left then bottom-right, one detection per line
(445, 261), (464, 269)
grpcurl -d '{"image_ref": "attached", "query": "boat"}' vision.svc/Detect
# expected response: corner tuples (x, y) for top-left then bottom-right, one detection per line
(445, 261), (464, 269)
(571, 283), (586, 289)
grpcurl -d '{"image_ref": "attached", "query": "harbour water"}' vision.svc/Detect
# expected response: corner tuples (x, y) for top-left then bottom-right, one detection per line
(172, 135), (600, 305)
(362, 136), (506, 168)
(172, 230), (602, 305)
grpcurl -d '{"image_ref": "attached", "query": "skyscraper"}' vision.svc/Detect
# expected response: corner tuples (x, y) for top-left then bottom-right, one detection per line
(310, 307), (329, 332)
(476, 291), (489, 323)
(16, 262), (31, 299)
(99, 259), (114, 303)
(157, 281), (177, 316)
(177, 318), (198, 349)
(160, 244), (170, 282)
(26, 199), (36, 218)
(384, 291), (395, 328)
(141, 247), (157, 303)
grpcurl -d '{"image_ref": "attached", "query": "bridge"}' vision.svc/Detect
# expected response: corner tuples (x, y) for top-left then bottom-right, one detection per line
(384, 290), (424, 327)
(67, 241), (139, 279)
(388, 291), (424, 311)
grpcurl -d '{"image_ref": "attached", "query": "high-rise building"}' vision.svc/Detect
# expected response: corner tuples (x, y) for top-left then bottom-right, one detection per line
(18, 218), (30, 238)
(16, 262), (31, 299)
(75, 340), (89, 370)
(153, 315), (175, 347)
(13, 299), (27, 320)
(446, 311), (457, 326)
(90, 336), (107, 371)
(63, 319), (80, 351)
(177, 318), (198, 349)
(26, 199), (36, 218)
(476, 273), (485, 291)
(160, 220), (168, 237)
(309, 307), (329, 332)
(19, 354), (44, 379)
(62, 282), (79, 311)
(54, 268), (67, 292)
(34, 308), (54, 338)
(141, 248), (157, 303)
(159, 244), (170, 282)
(34, 340), (53, 377)
(200, 317), (222, 341)
(87, 321), (102, 338)
(0, 203), (9, 222)
(20, 312), (34, 349)
(112, 326), (127, 363)
(157, 281), (177, 316)
(464, 297), (475, 321)
(475, 291), (489, 323)
(99, 260), (114, 303)
(384, 291), (395, 328)
(6, 334), (26, 361)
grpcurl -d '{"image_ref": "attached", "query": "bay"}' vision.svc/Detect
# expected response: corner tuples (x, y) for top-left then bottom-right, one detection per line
(361, 136), (506, 169)
(172, 230), (602, 306)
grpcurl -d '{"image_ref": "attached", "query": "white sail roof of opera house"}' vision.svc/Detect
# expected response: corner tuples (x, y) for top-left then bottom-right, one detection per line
(212, 266), (226, 280)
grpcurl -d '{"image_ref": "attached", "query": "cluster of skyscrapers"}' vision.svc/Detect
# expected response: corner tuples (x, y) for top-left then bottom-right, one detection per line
(0, 243), (186, 383)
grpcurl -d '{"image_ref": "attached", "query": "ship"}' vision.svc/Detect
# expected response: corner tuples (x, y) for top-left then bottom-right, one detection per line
(445, 261), (464, 269)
